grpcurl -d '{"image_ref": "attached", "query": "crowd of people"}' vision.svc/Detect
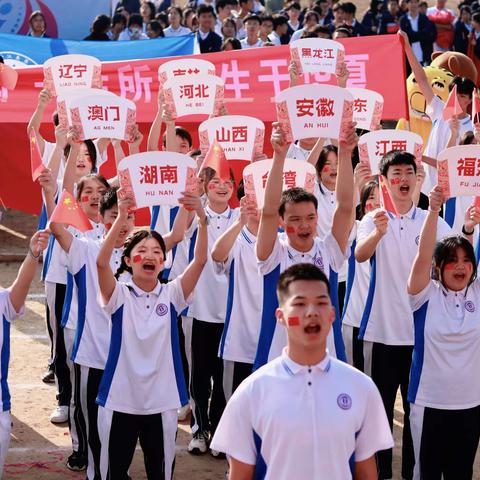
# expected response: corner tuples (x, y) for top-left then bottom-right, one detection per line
(20, 0), (480, 59)
(2, 0), (480, 479)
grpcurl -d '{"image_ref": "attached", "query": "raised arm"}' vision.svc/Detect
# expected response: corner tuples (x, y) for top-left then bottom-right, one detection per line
(398, 30), (434, 105)
(331, 122), (357, 253)
(162, 200), (192, 253)
(256, 123), (289, 261)
(180, 198), (208, 300)
(306, 137), (325, 167)
(9, 230), (50, 312)
(408, 186), (443, 295)
(47, 125), (68, 182)
(62, 129), (81, 194)
(128, 125), (144, 155)
(355, 210), (389, 263)
(27, 89), (53, 156)
(38, 168), (58, 218)
(147, 94), (164, 152)
(164, 107), (177, 152)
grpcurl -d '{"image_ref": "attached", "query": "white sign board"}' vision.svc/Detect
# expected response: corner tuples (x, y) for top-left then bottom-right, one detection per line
(348, 87), (384, 131)
(290, 38), (344, 75)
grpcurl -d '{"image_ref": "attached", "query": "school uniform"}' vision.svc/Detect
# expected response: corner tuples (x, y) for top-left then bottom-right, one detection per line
(97, 277), (190, 479)
(66, 236), (123, 480)
(0, 290), (23, 475)
(357, 205), (451, 479)
(185, 206), (240, 437)
(286, 142), (311, 161)
(253, 233), (348, 371)
(163, 25), (192, 36)
(409, 280), (480, 480)
(240, 38), (264, 49)
(211, 349), (394, 479)
(341, 222), (370, 371)
(214, 226), (262, 401)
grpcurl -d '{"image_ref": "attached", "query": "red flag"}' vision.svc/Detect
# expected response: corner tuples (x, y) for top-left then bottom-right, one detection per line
(379, 175), (398, 217)
(442, 85), (463, 121)
(472, 90), (480, 124)
(0, 63), (18, 90)
(29, 129), (44, 181)
(50, 190), (93, 232)
(198, 140), (231, 182)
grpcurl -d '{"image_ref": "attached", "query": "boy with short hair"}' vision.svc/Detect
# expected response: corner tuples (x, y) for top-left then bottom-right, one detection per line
(211, 263), (394, 480)
(240, 14), (264, 48)
(196, 5), (223, 53)
(268, 14), (288, 45)
(355, 151), (452, 480)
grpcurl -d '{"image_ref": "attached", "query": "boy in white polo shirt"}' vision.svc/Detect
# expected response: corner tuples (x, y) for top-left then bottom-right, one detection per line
(253, 122), (357, 369)
(211, 263), (393, 480)
(355, 151), (453, 480)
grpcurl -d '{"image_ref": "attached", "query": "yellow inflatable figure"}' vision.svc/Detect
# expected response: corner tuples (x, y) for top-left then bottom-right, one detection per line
(396, 66), (454, 147)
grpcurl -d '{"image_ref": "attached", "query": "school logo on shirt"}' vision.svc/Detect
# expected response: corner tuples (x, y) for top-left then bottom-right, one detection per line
(156, 303), (169, 316)
(337, 393), (352, 410)
(314, 256), (324, 270)
(465, 301), (476, 313)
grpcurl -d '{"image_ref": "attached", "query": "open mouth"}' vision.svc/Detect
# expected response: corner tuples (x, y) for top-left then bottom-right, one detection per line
(453, 272), (466, 281)
(298, 232), (311, 239)
(399, 185), (410, 194)
(304, 324), (320, 334)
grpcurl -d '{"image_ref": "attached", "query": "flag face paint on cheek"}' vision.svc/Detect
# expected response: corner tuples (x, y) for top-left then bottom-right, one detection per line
(286, 226), (295, 234)
(390, 178), (401, 185)
(444, 262), (456, 271)
(288, 316), (300, 326)
(105, 223), (112, 231)
(133, 254), (142, 263)
(323, 166), (329, 173)
(81, 195), (89, 203)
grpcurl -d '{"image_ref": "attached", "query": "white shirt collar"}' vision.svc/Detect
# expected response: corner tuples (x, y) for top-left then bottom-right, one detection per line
(281, 348), (331, 376)
(286, 239), (317, 261)
(206, 205), (232, 219)
(387, 203), (416, 220)
(127, 280), (162, 298)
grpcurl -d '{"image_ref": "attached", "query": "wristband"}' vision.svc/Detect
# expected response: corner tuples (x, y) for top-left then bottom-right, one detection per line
(28, 247), (40, 261)
(462, 225), (475, 236)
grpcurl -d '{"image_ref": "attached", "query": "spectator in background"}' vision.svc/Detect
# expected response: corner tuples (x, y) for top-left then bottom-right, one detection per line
(284, 2), (303, 42)
(155, 0), (172, 12)
(427, 0), (456, 51)
(196, 5), (223, 52)
(164, 6), (192, 36)
(146, 19), (165, 37)
(400, 0), (436, 67)
(236, 0), (254, 39)
(118, 13), (149, 39)
(268, 14), (288, 45)
(314, 0), (333, 25)
(215, 0), (238, 35)
(291, 9), (320, 41)
(342, 1), (367, 35)
(84, 14), (111, 40)
(155, 11), (169, 28)
(419, 1), (428, 15)
(331, 2), (346, 29)
(378, 0), (401, 34)
(311, 24), (332, 38)
(259, 14), (274, 42)
(184, 8), (199, 31)
(240, 14), (264, 47)
(221, 17), (238, 38)
(222, 37), (242, 49)
(28, 11), (48, 38)
(109, 13), (127, 40)
(454, 5), (472, 53)
(114, 0), (140, 14)
(114, 6), (130, 21)
(361, 0), (385, 34)
(398, 0), (409, 15)
(470, 11), (480, 59)
(140, 0), (157, 31)
(333, 24), (353, 38)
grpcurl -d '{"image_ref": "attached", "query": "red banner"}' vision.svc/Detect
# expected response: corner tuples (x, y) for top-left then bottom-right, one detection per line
(0, 35), (407, 217)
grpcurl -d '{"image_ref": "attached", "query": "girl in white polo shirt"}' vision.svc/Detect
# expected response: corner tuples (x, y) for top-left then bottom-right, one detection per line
(408, 185), (480, 480)
(342, 179), (380, 371)
(95, 191), (208, 480)
(0, 229), (49, 477)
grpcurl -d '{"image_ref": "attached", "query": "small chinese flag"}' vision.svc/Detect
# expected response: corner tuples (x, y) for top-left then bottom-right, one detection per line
(50, 190), (93, 232)
(379, 175), (398, 217)
(29, 129), (44, 182)
(198, 140), (230, 182)
(442, 85), (463, 121)
(0, 63), (18, 90)
(472, 90), (480, 124)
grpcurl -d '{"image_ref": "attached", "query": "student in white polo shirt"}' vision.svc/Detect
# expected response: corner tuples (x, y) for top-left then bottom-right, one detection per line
(407, 185), (480, 480)
(211, 193), (262, 401)
(0, 229), (49, 477)
(253, 122), (357, 370)
(342, 179), (380, 371)
(355, 151), (453, 480)
(211, 263), (394, 480)
(95, 190), (208, 480)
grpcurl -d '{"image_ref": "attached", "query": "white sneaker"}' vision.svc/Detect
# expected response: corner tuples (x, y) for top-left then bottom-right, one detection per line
(50, 405), (69, 424)
(187, 431), (209, 455)
(177, 404), (191, 421)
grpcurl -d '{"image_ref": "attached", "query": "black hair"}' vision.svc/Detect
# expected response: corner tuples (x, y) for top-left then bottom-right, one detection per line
(279, 187), (318, 218)
(433, 235), (477, 286)
(334, 25), (353, 36)
(315, 144), (338, 179)
(286, 2), (301, 10)
(112, 13), (127, 27)
(244, 14), (262, 24)
(260, 14), (274, 23)
(460, 5), (472, 14)
(29, 10), (46, 27)
(342, 1), (357, 15)
(222, 37), (242, 50)
(216, 0), (238, 11)
(301, 30), (319, 38)
(76, 173), (110, 200)
(52, 111), (59, 126)
(237, 178), (245, 200)
(197, 4), (216, 17)
(273, 14), (289, 29)
(333, 3), (345, 11)
(222, 17), (237, 34)
(449, 76), (475, 98)
(167, 6), (183, 17)
(359, 179), (379, 220)
(115, 230), (167, 280)
(239, 0), (253, 6)
(378, 150), (417, 176)
(277, 263), (330, 303)
(64, 140), (98, 172)
(128, 13), (143, 28)
(147, 20), (165, 36)
(162, 126), (193, 147)
(155, 12), (169, 27)
(304, 10), (321, 22)
(460, 130), (476, 145)
(92, 14), (111, 34)
(99, 187), (118, 216)
(141, 1), (157, 20)
(473, 11), (480, 22)
(312, 24), (331, 36)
